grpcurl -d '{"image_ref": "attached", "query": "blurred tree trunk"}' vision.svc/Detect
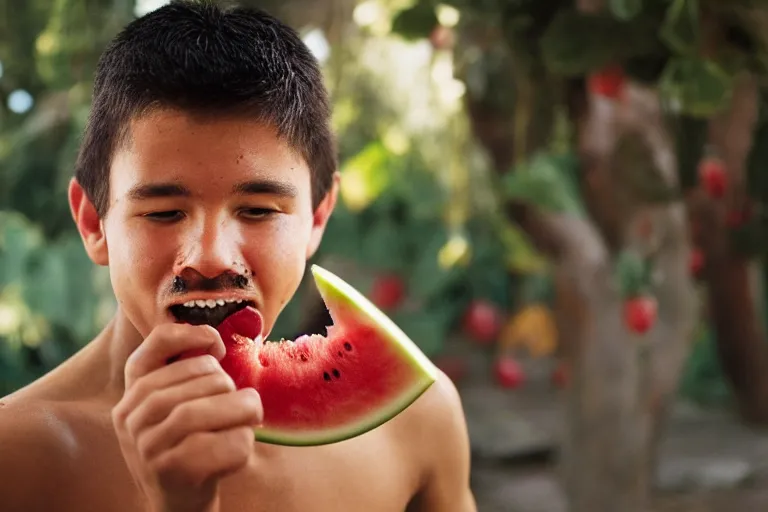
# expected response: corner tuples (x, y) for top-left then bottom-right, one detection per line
(689, 74), (768, 424)
(468, 80), (696, 511)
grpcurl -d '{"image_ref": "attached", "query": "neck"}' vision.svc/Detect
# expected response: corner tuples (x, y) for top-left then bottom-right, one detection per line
(98, 308), (144, 399)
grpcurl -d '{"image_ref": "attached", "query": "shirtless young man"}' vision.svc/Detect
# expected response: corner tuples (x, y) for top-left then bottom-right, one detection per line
(0, 2), (476, 511)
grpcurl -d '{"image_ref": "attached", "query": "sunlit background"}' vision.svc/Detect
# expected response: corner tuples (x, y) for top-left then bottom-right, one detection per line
(4, 0), (768, 510)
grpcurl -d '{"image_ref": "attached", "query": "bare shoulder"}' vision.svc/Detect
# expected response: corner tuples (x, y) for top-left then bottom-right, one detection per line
(407, 370), (468, 436)
(0, 397), (82, 508)
(403, 369), (472, 461)
(394, 370), (476, 511)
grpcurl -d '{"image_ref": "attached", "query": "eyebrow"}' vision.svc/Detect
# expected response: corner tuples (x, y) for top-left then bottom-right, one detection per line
(231, 180), (298, 198)
(127, 179), (299, 201)
(127, 183), (189, 201)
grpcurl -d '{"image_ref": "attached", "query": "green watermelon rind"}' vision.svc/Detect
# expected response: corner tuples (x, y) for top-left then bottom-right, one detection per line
(252, 265), (439, 446)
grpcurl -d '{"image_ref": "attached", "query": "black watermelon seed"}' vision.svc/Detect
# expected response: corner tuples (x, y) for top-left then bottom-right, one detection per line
(323, 372), (331, 381)
(343, 342), (353, 351)
(332, 368), (341, 379)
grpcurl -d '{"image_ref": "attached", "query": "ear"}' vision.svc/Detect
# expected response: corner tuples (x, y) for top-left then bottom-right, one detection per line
(306, 172), (340, 260)
(68, 178), (109, 266)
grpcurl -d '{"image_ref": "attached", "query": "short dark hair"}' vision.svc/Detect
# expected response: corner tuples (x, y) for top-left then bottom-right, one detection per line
(75, 0), (337, 218)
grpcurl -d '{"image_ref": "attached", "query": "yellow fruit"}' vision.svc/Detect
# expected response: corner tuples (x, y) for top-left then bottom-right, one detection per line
(499, 304), (558, 358)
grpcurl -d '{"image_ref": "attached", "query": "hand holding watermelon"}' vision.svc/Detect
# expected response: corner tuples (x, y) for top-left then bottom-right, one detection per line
(111, 323), (264, 512)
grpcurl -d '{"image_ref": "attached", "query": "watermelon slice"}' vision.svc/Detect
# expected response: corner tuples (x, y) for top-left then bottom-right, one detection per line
(215, 265), (438, 446)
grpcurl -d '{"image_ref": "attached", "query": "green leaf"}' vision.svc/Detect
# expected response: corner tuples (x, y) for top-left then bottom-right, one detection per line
(615, 250), (649, 297)
(496, 220), (548, 274)
(659, 57), (733, 117)
(408, 229), (462, 300)
(609, 0), (643, 21)
(339, 141), (395, 212)
(502, 152), (585, 216)
(540, 10), (658, 76)
(392, 307), (452, 357)
(22, 248), (69, 326)
(319, 203), (362, 259)
(0, 212), (43, 288)
(659, 0), (699, 56)
(359, 218), (408, 272)
(391, 2), (438, 41)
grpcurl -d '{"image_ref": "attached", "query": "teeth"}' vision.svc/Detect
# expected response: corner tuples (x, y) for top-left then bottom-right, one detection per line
(179, 298), (246, 309)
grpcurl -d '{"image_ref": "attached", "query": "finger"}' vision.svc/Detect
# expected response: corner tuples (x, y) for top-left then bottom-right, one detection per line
(153, 427), (255, 489)
(139, 388), (263, 460)
(113, 355), (222, 426)
(125, 323), (225, 389)
(125, 370), (237, 436)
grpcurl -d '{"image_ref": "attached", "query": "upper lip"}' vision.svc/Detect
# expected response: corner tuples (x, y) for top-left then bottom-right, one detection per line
(168, 294), (257, 308)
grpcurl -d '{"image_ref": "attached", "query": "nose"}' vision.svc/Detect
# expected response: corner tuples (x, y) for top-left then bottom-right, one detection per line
(176, 216), (243, 279)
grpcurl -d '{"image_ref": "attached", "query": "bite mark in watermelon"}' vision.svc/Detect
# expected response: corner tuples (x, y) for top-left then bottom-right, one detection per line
(215, 265), (438, 447)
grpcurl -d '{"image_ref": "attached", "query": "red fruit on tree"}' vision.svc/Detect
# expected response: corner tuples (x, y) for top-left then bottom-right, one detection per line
(463, 300), (502, 345)
(623, 295), (658, 335)
(698, 158), (727, 199)
(494, 356), (525, 389)
(587, 65), (626, 100)
(371, 274), (405, 310)
(689, 248), (704, 277)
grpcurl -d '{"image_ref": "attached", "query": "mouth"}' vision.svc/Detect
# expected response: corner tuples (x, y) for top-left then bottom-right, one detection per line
(169, 298), (256, 328)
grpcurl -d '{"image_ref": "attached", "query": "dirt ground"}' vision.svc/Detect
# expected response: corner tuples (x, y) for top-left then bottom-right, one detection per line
(457, 355), (768, 512)
(471, 461), (768, 512)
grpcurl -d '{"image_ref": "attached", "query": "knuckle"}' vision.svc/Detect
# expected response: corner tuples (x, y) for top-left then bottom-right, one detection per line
(111, 403), (129, 426)
(235, 427), (255, 448)
(212, 370), (236, 391)
(200, 354), (220, 371)
(163, 322), (187, 338)
(185, 354), (218, 376)
(198, 323), (221, 341)
(150, 451), (180, 482)
(221, 428), (253, 464)
(126, 395), (161, 434)
(242, 389), (263, 412)
(154, 440), (205, 488)
(137, 430), (162, 462)
(166, 402), (194, 428)
(129, 378), (153, 403)
(136, 437), (153, 463)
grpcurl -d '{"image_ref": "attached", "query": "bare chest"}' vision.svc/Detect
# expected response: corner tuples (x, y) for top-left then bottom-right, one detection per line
(59, 416), (417, 512)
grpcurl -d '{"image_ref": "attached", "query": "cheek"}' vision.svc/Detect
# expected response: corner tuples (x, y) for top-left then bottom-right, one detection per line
(247, 218), (312, 322)
(104, 220), (177, 322)
(110, 222), (174, 278)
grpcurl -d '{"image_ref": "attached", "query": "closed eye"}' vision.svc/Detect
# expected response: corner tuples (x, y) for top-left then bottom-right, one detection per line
(240, 208), (277, 220)
(144, 211), (184, 222)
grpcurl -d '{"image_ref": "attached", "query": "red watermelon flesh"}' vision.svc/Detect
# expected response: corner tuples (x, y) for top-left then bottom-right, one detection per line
(214, 265), (438, 446)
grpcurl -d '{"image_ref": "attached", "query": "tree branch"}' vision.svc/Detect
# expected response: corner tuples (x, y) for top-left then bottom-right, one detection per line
(694, 73), (768, 424)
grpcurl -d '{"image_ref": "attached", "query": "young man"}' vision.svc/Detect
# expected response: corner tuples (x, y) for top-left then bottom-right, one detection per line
(0, 1), (476, 511)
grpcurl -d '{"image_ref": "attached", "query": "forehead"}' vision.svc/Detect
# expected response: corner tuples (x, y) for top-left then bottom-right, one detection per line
(109, 109), (310, 198)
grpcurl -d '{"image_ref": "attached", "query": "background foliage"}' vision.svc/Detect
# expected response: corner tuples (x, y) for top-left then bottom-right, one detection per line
(0, 0), (733, 406)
